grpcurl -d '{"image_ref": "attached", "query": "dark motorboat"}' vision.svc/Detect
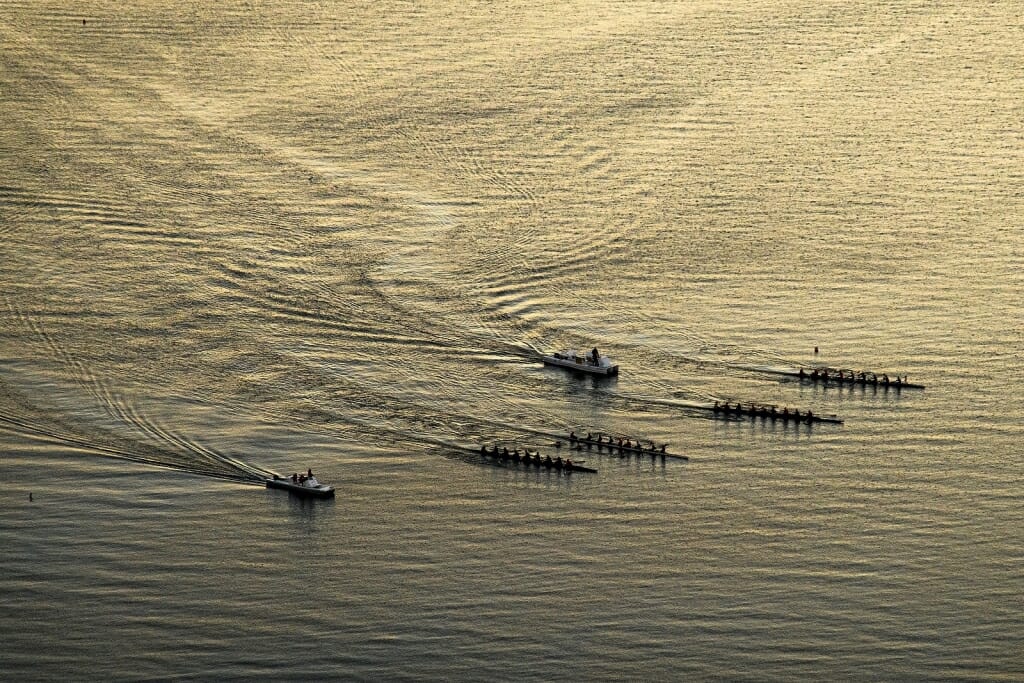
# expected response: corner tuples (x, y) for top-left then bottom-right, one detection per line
(266, 473), (335, 498)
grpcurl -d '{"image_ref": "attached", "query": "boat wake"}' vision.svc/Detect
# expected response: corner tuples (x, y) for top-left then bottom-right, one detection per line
(0, 382), (272, 484)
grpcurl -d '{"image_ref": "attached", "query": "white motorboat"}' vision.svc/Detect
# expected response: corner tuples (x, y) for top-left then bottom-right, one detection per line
(542, 349), (619, 376)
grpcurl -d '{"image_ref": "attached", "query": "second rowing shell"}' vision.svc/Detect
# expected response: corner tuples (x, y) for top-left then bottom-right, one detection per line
(568, 438), (689, 461)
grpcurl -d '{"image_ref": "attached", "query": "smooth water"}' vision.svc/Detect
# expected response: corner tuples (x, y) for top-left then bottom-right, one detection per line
(2, 1), (1022, 679)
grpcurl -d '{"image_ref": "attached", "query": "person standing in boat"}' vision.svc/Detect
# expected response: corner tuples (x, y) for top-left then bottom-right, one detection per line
(591, 347), (600, 365)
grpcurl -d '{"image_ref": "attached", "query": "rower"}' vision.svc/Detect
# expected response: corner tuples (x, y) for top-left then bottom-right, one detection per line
(713, 401), (721, 412)
(480, 445), (487, 456)
(805, 410), (813, 422)
(660, 444), (667, 453)
(586, 432), (593, 441)
(798, 368), (806, 378)
(882, 374), (890, 385)
(569, 431), (576, 442)
(501, 447), (509, 459)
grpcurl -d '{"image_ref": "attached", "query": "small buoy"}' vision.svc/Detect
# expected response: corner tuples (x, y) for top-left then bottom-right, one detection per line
(29, 492), (33, 501)
(82, 19), (86, 25)
(814, 346), (819, 354)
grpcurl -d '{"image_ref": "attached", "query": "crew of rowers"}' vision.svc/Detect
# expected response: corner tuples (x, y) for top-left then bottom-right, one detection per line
(480, 445), (575, 470)
(568, 431), (667, 453)
(713, 401), (815, 422)
(798, 367), (909, 386)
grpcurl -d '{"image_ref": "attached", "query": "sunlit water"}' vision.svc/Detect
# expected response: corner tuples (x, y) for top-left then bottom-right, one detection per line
(2, 2), (1021, 679)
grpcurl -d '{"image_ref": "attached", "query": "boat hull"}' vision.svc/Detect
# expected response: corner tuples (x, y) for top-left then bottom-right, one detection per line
(542, 355), (619, 376)
(480, 450), (597, 473)
(709, 406), (843, 424)
(266, 477), (335, 498)
(569, 437), (688, 461)
(753, 366), (924, 390)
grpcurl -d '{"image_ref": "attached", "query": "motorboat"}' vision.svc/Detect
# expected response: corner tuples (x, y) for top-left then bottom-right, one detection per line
(266, 473), (335, 498)
(542, 349), (619, 376)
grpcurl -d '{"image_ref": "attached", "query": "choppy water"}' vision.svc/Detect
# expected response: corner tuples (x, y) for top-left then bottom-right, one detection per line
(2, 1), (1022, 679)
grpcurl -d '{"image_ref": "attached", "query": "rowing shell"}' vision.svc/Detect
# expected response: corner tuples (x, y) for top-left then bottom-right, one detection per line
(755, 366), (924, 390)
(480, 449), (597, 473)
(568, 436), (689, 461)
(709, 404), (843, 425)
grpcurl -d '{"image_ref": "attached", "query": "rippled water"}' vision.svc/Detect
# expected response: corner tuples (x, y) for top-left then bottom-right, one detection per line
(2, 1), (1022, 679)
